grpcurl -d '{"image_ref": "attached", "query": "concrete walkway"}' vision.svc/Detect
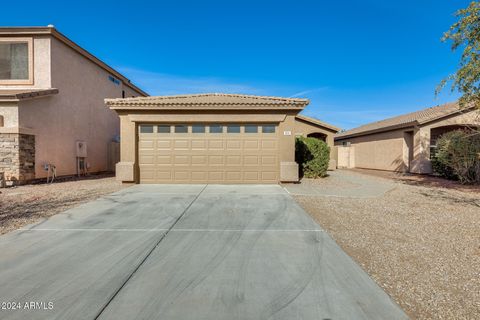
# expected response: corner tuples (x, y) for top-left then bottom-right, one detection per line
(283, 169), (395, 198)
(0, 184), (407, 320)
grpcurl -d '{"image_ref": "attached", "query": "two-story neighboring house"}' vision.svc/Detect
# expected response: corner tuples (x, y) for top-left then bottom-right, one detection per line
(0, 26), (147, 184)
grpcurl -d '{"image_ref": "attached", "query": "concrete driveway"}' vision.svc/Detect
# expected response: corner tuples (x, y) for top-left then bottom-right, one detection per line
(0, 184), (407, 320)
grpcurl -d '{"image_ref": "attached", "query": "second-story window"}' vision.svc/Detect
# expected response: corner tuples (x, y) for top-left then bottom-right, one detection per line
(0, 38), (33, 84)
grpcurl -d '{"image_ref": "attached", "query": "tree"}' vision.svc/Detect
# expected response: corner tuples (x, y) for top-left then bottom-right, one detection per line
(437, 1), (480, 108)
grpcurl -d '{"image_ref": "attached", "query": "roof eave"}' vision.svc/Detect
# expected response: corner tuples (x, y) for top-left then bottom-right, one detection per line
(335, 121), (418, 140)
(417, 105), (477, 126)
(0, 88), (59, 101)
(108, 105), (307, 111)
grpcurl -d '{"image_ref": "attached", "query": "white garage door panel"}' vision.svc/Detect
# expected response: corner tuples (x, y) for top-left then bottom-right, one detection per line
(138, 124), (279, 183)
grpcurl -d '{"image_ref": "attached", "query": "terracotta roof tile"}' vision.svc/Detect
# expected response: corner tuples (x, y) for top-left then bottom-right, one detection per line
(105, 93), (309, 110)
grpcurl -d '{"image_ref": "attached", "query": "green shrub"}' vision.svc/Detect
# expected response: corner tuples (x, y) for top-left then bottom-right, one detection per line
(431, 155), (458, 180)
(431, 147), (458, 181)
(433, 129), (480, 184)
(295, 137), (330, 178)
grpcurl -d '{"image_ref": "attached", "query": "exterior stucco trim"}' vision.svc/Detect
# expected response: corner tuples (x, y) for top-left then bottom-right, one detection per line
(0, 37), (34, 86)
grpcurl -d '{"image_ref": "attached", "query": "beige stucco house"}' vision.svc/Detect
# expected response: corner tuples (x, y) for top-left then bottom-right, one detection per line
(0, 26), (147, 184)
(106, 93), (339, 184)
(335, 103), (480, 174)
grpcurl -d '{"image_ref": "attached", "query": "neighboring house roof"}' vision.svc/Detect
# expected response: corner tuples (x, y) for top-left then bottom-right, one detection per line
(105, 93), (310, 110)
(335, 102), (472, 139)
(0, 26), (148, 97)
(0, 88), (59, 101)
(295, 114), (340, 132)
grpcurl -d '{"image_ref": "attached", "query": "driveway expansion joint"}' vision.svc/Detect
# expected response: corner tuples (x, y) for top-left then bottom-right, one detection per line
(93, 184), (208, 320)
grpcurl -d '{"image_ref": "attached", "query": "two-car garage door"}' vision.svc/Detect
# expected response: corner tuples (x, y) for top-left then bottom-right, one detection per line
(138, 123), (279, 183)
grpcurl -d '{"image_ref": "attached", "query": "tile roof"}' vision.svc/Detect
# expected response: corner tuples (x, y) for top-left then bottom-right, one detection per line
(295, 114), (340, 132)
(336, 102), (470, 139)
(0, 88), (59, 100)
(105, 93), (310, 110)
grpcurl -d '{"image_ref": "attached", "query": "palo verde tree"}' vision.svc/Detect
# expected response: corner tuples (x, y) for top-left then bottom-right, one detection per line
(438, 1), (480, 108)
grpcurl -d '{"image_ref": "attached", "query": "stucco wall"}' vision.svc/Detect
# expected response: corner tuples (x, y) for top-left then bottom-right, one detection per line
(0, 103), (19, 128)
(17, 36), (144, 179)
(335, 129), (408, 172)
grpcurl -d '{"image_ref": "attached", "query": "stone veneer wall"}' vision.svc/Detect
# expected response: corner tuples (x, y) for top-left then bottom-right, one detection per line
(0, 133), (35, 183)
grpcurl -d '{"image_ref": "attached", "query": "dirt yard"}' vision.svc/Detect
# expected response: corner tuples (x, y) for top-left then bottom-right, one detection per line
(0, 175), (126, 234)
(294, 169), (480, 319)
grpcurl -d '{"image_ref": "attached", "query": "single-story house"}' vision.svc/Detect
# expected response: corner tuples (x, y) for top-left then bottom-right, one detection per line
(0, 26), (147, 184)
(334, 102), (480, 174)
(106, 93), (339, 184)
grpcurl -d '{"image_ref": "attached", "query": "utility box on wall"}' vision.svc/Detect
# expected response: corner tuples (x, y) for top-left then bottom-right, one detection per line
(76, 141), (87, 158)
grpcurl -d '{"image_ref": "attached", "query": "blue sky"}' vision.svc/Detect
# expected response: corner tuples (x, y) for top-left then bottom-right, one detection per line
(2, 0), (467, 129)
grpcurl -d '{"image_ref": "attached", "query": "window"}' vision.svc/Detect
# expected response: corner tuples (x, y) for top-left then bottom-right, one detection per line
(108, 75), (121, 85)
(175, 125), (188, 133)
(139, 125), (154, 133)
(192, 125), (206, 133)
(209, 124), (223, 133)
(227, 124), (241, 133)
(157, 125), (170, 133)
(262, 125), (276, 133)
(245, 125), (258, 133)
(0, 38), (33, 84)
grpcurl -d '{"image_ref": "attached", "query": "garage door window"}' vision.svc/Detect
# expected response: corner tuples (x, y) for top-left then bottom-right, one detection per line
(262, 125), (276, 133)
(227, 124), (241, 133)
(245, 125), (258, 133)
(192, 125), (206, 133)
(175, 125), (189, 133)
(210, 124), (223, 133)
(157, 125), (170, 133)
(139, 125), (154, 133)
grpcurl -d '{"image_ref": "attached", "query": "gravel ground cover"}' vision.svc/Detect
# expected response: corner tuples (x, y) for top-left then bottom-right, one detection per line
(294, 170), (480, 319)
(0, 175), (126, 234)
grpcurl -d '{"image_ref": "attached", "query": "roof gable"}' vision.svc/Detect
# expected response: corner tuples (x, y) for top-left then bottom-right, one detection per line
(295, 114), (340, 132)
